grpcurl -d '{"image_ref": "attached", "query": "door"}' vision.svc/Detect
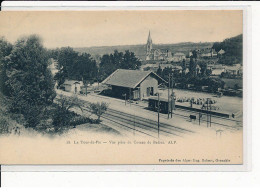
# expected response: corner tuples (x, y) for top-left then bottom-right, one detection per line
(150, 87), (154, 95)
(146, 87), (150, 97)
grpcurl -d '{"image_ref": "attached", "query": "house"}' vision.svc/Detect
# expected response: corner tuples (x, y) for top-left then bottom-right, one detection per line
(218, 49), (225, 55)
(212, 49), (218, 57)
(208, 64), (225, 76)
(145, 31), (172, 61)
(224, 64), (243, 75)
(141, 63), (173, 72)
(200, 48), (217, 58)
(211, 68), (225, 76)
(62, 80), (84, 94)
(141, 63), (158, 72)
(172, 52), (186, 62)
(160, 63), (174, 70)
(102, 69), (167, 100)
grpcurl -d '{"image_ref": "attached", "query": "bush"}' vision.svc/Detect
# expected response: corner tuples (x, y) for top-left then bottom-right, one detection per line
(0, 116), (10, 134)
(89, 102), (108, 122)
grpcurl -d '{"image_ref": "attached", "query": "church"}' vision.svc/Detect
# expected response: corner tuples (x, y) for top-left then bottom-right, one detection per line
(145, 31), (172, 61)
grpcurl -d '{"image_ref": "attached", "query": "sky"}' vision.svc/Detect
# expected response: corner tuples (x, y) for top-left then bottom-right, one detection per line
(0, 10), (243, 48)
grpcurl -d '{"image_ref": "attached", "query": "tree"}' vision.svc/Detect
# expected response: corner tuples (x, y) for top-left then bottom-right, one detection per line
(192, 50), (198, 59)
(5, 35), (56, 127)
(54, 47), (78, 86)
(181, 59), (186, 75)
(54, 47), (98, 87)
(122, 50), (141, 70)
(198, 60), (207, 77)
(0, 37), (13, 95)
(99, 50), (141, 81)
(213, 34), (242, 65)
(189, 57), (196, 77)
(89, 102), (108, 122)
(156, 65), (162, 76)
(52, 94), (83, 130)
(74, 53), (98, 83)
(205, 69), (212, 76)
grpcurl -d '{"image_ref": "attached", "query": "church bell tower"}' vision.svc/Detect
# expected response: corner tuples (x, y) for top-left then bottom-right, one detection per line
(146, 31), (153, 60)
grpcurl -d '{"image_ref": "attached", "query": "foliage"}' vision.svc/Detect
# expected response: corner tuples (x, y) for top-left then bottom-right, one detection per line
(54, 47), (98, 87)
(156, 65), (162, 76)
(192, 50), (198, 59)
(0, 37), (13, 95)
(181, 59), (186, 75)
(197, 60), (207, 77)
(212, 34), (242, 66)
(89, 102), (108, 122)
(52, 94), (83, 130)
(99, 50), (141, 80)
(189, 57), (197, 77)
(0, 115), (10, 134)
(4, 35), (56, 128)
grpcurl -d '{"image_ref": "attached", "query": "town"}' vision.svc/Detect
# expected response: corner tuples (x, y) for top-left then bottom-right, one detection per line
(0, 30), (243, 139)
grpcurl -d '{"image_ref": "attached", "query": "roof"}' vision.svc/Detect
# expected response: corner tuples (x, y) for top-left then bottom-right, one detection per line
(172, 65), (182, 70)
(224, 66), (241, 71)
(63, 80), (82, 85)
(148, 96), (171, 102)
(102, 69), (167, 88)
(174, 52), (185, 56)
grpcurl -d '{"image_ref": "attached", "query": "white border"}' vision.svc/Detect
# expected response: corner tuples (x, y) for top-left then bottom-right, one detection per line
(0, 2), (252, 172)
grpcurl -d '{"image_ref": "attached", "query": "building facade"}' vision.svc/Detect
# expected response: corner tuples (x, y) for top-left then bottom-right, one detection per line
(102, 69), (167, 100)
(62, 80), (84, 94)
(145, 31), (172, 61)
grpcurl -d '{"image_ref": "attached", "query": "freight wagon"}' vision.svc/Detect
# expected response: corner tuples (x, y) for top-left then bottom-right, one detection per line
(148, 96), (174, 114)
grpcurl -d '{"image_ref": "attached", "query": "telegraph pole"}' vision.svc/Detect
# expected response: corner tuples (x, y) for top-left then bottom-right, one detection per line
(134, 113), (136, 136)
(206, 98), (212, 127)
(171, 73), (174, 118)
(168, 74), (170, 119)
(206, 99), (209, 127)
(123, 94), (126, 106)
(199, 108), (202, 125)
(209, 100), (212, 127)
(157, 93), (160, 138)
(129, 88), (131, 106)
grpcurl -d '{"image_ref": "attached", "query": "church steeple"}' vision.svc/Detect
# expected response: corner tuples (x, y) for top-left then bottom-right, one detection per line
(146, 30), (153, 53)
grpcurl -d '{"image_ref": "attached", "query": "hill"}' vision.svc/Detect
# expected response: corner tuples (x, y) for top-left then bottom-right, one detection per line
(74, 42), (214, 60)
(212, 34), (243, 66)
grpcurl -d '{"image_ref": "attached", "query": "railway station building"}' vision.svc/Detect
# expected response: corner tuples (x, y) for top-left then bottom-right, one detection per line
(102, 69), (167, 100)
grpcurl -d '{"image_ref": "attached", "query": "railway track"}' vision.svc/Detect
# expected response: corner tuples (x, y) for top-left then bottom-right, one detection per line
(87, 92), (242, 128)
(81, 104), (193, 138)
(56, 92), (240, 138)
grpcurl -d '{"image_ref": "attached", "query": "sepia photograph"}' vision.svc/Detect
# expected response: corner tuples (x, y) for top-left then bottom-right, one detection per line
(0, 10), (244, 165)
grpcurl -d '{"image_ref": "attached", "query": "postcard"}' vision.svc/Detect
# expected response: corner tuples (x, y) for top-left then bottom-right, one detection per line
(0, 10), (247, 166)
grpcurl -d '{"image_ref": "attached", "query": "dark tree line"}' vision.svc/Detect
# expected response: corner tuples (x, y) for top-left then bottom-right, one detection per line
(51, 48), (141, 87)
(156, 54), (221, 93)
(212, 34), (242, 66)
(0, 35), (56, 128)
(0, 37), (13, 95)
(99, 50), (141, 81)
(1, 36), (141, 131)
(50, 47), (98, 87)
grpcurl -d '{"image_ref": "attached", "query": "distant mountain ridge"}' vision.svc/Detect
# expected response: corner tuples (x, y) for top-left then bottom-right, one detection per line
(74, 42), (214, 60)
